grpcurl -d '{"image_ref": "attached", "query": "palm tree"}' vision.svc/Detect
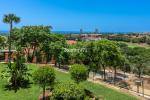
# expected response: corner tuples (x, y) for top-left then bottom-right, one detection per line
(3, 13), (20, 67)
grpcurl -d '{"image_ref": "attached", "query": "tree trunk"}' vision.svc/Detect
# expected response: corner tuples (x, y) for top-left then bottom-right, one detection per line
(114, 66), (117, 84)
(31, 46), (36, 63)
(27, 48), (30, 62)
(46, 54), (50, 64)
(124, 71), (126, 80)
(102, 65), (106, 81)
(93, 71), (95, 81)
(8, 22), (12, 68)
(45, 56), (48, 64)
(58, 62), (61, 68)
(138, 67), (141, 78)
(137, 85), (139, 94)
(142, 80), (144, 97)
(43, 86), (45, 100)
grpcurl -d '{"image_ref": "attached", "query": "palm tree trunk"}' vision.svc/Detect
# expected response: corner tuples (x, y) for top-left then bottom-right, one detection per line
(8, 22), (12, 68)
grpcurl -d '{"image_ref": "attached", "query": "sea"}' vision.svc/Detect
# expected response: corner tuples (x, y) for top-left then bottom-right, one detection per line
(0, 30), (144, 35)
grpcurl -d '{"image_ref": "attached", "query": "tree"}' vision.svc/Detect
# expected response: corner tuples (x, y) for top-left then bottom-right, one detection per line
(22, 26), (51, 63)
(41, 33), (66, 64)
(58, 50), (70, 67)
(1, 47), (30, 92)
(11, 26), (52, 63)
(11, 26), (66, 64)
(125, 47), (150, 94)
(103, 41), (125, 83)
(50, 38), (67, 67)
(71, 41), (87, 64)
(126, 47), (150, 78)
(33, 66), (55, 100)
(84, 42), (98, 80)
(3, 13), (20, 67)
(51, 82), (85, 100)
(69, 64), (88, 84)
(111, 54), (125, 83)
(95, 40), (113, 81)
(95, 40), (125, 82)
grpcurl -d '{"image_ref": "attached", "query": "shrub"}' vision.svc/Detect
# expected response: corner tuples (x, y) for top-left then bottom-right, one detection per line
(51, 82), (85, 100)
(69, 64), (88, 84)
(33, 66), (55, 100)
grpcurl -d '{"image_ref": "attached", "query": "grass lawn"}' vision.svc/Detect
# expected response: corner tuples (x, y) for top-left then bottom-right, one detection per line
(125, 42), (150, 48)
(0, 64), (138, 100)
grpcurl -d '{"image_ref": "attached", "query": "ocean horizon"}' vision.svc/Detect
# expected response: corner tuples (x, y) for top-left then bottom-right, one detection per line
(0, 30), (146, 35)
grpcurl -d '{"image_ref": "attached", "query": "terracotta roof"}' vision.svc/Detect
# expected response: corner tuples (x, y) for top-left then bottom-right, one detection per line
(67, 40), (77, 45)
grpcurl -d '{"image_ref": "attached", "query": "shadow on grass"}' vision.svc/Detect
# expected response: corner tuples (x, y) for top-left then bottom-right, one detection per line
(4, 80), (32, 93)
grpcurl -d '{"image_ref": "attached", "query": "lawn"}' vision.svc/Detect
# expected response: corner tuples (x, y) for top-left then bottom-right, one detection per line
(125, 42), (150, 48)
(0, 64), (138, 100)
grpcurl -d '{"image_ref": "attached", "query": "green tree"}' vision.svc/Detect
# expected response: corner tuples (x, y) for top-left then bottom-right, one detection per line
(94, 40), (125, 82)
(111, 55), (126, 83)
(11, 26), (52, 63)
(84, 42), (98, 80)
(11, 27), (66, 64)
(3, 13), (20, 67)
(126, 47), (150, 78)
(21, 26), (51, 63)
(70, 42), (87, 64)
(33, 66), (55, 100)
(59, 50), (70, 67)
(43, 34), (66, 64)
(1, 47), (30, 92)
(95, 40), (113, 81)
(69, 64), (88, 84)
(50, 39), (67, 67)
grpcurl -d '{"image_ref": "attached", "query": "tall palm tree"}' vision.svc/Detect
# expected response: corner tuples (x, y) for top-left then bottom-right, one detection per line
(3, 13), (20, 67)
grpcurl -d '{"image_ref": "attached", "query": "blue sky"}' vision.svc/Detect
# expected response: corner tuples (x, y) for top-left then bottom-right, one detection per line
(0, 0), (150, 32)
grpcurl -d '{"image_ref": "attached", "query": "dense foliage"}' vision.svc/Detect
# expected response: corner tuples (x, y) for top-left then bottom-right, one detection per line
(69, 64), (88, 83)
(51, 82), (85, 100)
(107, 34), (148, 44)
(125, 47), (150, 76)
(11, 26), (66, 63)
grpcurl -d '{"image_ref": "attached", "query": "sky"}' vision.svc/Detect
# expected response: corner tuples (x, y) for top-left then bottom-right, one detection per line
(0, 0), (150, 32)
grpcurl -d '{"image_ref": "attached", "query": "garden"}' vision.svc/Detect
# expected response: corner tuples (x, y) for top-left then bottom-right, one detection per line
(0, 64), (138, 100)
(0, 13), (149, 100)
